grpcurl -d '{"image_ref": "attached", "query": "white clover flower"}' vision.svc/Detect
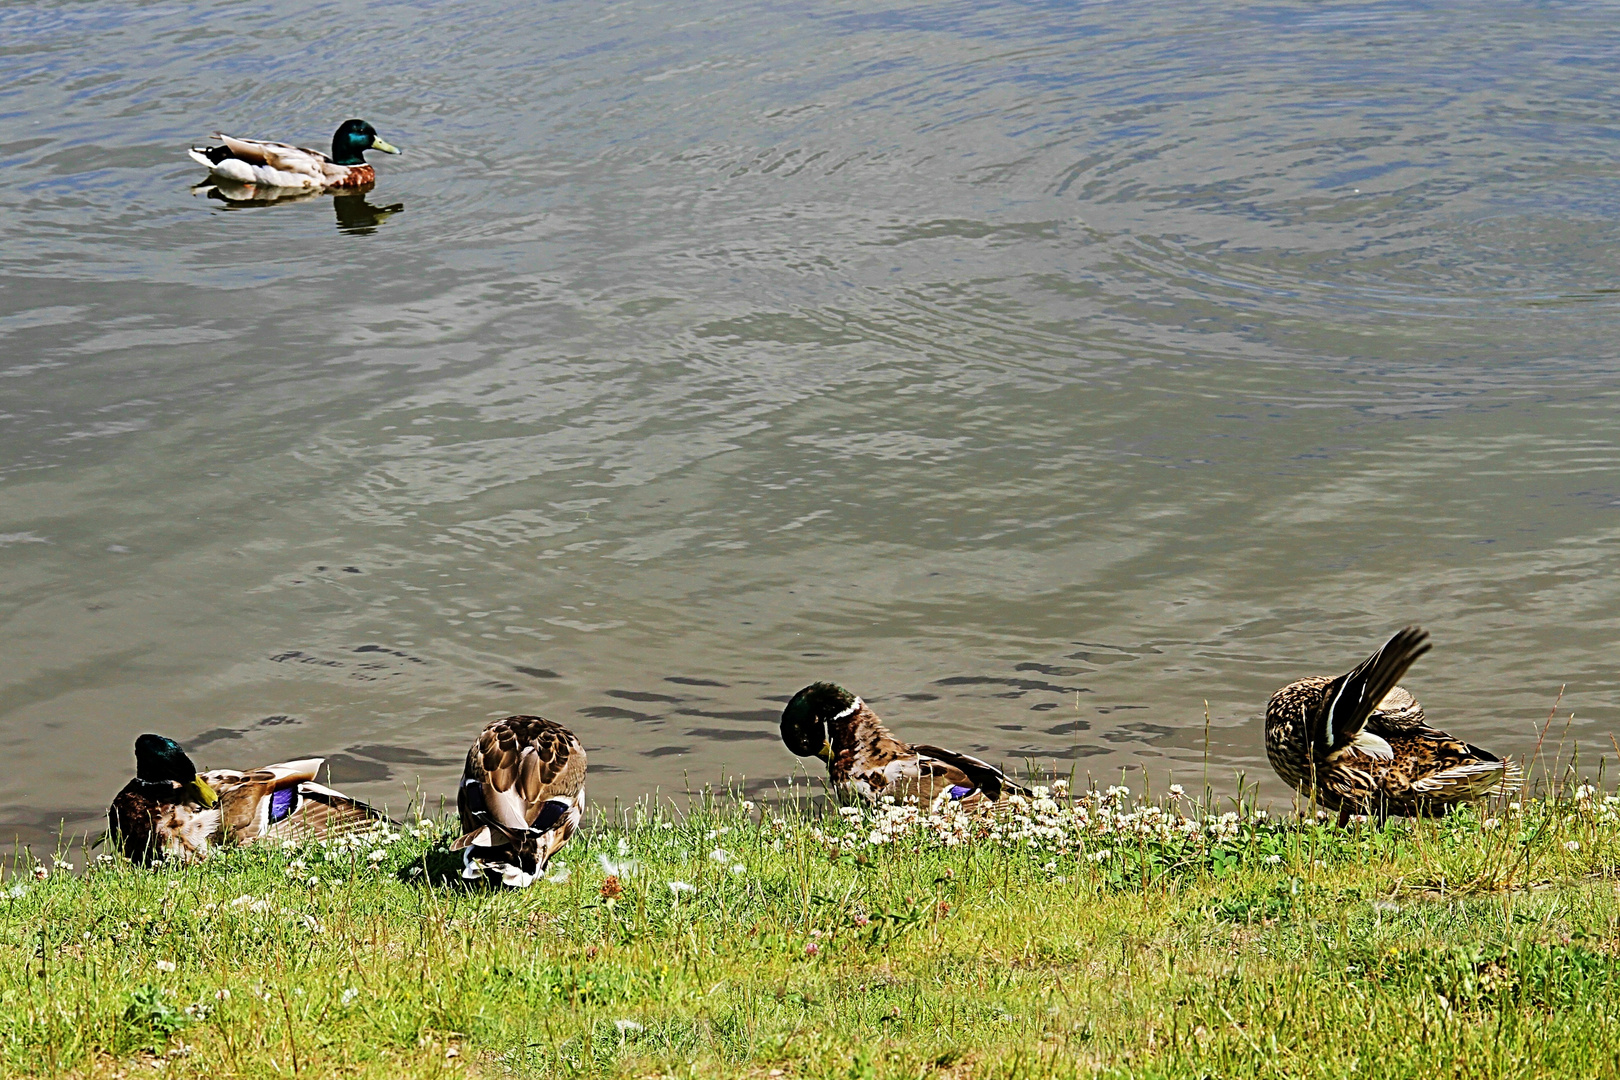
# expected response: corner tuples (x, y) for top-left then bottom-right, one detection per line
(1575, 785), (1595, 803)
(1482, 818), (1500, 830)
(1264, 854), (1282, 865)
(341, 987), (359, 1007)
(598, 853), (637, 877)
(1087, 849), (1112, 863)
(707, 848), (731, 864)
(1509, 802), (1522, 812)
(614, 1019), (643, 1034)
(368, 849), (386, 864)
(1564, 840), (1581, 852)
(740, 800), (756, 812)
(54, 860), (73, 872)
(31, 866), (48, 882)
(730, 863), (746, 875)
(1168, 784), (1185, 798)
(868, 831), (887, 846)
(156, 960), (176, 972)
(661, 821), (675, 830)
(215, 988), (230, 1001)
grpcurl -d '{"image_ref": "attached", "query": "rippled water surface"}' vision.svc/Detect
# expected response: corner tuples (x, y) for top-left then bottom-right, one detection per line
(5, 0), (1620, 838)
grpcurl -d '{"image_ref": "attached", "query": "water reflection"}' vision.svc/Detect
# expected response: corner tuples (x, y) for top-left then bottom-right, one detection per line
(193, 181), (404, 234)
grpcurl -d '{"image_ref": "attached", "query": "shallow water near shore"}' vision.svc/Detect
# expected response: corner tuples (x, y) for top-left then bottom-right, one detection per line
(4, 0), (1620, 842)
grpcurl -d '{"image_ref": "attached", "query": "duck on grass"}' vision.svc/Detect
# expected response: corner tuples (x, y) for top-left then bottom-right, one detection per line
(13, 776), (1620, 1078)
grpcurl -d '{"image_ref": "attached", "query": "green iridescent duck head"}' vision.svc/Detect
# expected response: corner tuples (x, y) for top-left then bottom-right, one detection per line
(780, 682), (862, 761)
(133, 734), (219, 807)
(330, 119), (401, 166)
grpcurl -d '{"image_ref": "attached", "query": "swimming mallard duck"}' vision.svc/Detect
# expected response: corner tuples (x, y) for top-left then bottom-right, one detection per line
(781, 682), (1028, 806)
(452, 716), (586, 888)
(1265, 626), (1521, 825)
(108, 734), (388, 865)
(187, 119), (400, 190)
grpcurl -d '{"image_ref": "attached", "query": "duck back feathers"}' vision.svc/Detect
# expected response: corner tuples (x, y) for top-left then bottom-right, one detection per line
(454, 715), (586, 888)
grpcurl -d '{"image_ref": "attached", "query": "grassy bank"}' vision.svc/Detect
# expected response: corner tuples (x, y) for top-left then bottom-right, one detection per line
(5, 780), (1620, 1079)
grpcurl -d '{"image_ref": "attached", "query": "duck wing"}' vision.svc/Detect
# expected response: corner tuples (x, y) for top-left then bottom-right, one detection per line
(208, 759), (386, 844)
(217, 134), (331, 171)
(190, 134), (333, 188)
(1316, 626), (1432, 761)
(912, 744), (1028, 802)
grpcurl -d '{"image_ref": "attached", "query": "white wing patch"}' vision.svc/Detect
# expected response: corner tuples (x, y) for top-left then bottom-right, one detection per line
(1326, 730), (1393, 762)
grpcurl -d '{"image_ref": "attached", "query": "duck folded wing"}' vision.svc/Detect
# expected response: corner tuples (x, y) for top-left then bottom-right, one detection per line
(217, 135), (329, 169)
(207, 134), (331, 186)
(207, 758), (385, 843)
(266, 780), (388, 840)
(913, 744), (1027, 801)
(1409, 758), (1518, 800)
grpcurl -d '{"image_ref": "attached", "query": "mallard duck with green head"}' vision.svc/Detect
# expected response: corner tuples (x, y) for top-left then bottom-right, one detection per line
(108, 734), (388, 865)
(452, 715), (587, 888)
(1265, 626), (1521, 826)
(781, 682), (1028, 806)
(187, 119), (400, 190)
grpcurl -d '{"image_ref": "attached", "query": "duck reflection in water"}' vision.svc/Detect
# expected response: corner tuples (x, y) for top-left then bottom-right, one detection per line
(194, 180), (404, 234)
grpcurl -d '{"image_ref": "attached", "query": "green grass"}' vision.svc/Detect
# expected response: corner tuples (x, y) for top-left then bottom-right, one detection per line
(5, 782), (1620, 1078)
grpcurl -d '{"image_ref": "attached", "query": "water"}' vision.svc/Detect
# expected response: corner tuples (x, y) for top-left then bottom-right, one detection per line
(5, 0), (1620, 842)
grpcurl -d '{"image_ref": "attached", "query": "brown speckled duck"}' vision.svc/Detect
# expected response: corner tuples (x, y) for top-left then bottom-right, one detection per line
(108, 734), (387, 865)
(452, 715), (586, 888)
(1265, 626), (1520, 825)
(780, 682), (1028, 806)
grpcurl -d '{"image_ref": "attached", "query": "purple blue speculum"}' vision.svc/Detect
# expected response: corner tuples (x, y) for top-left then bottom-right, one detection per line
(948, 785), (973, 799)
(268, 786), (297, 822)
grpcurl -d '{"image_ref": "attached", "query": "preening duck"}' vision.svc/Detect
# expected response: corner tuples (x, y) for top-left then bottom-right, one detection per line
(1265, 626), (1521, 825)
(452, 715), (586, 888)
(187, 119), (400, 190)
(108, 734), (388, 865)
(781, 682), (1028, 806)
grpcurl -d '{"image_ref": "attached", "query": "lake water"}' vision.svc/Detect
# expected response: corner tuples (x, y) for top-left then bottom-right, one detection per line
(4, 0), (1620, 842)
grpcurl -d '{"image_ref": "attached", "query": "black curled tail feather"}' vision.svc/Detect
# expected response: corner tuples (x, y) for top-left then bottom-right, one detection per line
(1317, 626), (1431, 755)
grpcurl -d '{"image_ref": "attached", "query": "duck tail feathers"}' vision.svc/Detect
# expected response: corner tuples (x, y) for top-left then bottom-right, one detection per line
(1320, 626), (1431, 756)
